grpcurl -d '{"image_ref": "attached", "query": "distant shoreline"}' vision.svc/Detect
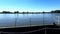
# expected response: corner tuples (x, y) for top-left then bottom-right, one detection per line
(0, 12), (60, 14)
(0, 10), (60, 14)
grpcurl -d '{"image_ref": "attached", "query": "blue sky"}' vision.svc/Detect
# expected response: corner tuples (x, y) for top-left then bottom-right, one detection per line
(0, 0), (60, 12)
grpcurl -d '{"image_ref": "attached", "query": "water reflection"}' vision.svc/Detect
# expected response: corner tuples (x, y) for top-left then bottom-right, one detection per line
(0, 13), (60, 28)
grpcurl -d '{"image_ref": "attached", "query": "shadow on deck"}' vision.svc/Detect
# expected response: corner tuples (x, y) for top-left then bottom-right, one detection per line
(0, 24), (60, 34)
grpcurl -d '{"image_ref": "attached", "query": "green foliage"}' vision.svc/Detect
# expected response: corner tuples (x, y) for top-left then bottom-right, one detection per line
(14, 11), (19, 13)
(2, 11), (12, 13)
(51, 10), (60, 13)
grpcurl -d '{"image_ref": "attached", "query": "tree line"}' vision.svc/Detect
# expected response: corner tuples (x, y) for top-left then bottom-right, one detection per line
(51, 10), (60, 13)
(0, 10), (60, 14)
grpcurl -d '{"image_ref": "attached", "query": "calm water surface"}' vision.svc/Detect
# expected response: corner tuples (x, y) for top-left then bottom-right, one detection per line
(0, 13), (60, 28)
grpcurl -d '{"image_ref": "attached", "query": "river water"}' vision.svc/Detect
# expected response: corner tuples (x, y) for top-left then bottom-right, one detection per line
(0, 13), (60, 28)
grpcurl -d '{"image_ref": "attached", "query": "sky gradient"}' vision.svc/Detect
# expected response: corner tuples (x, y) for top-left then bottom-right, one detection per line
(0, 0), (60, 12)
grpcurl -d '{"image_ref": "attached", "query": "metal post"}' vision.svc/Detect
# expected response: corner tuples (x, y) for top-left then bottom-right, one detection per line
(15, 14), (16, 27)
(45, 28), (47, 34)
(43, 11), (47, 34)
(15, 13), (18, 27)
(57, 16), (60, 25)
(43, 11), (44, 25)
(30, 17), (31, 27)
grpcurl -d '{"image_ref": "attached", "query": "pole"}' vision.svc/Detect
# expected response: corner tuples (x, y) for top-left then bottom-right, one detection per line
(43, 11), (44, 26)
(15, 13), (18, 27)
(43, 11), (47, 34)
(30, 17), (31, 27)
(57, 16), (60, 25)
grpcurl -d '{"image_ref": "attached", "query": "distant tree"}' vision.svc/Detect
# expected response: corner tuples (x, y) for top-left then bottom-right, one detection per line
(2, 11), (12, 13)
(14, 11), (19, 13)
(51, 10), (60, 13)
(27, 11), (29, 14)
(42, 11), (45, 13)
(32, 12), (34, 14)
(55, 10), (60, 13)
(51, 11), (54, 13)
(22, 11), (25, 14)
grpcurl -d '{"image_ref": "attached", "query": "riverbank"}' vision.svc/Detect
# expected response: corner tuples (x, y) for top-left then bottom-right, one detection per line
(0, 12), (60, 14)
